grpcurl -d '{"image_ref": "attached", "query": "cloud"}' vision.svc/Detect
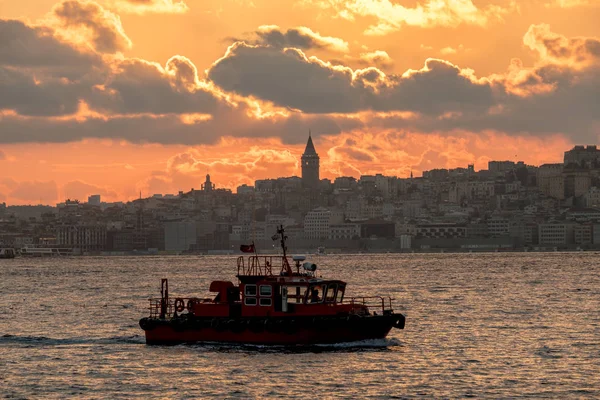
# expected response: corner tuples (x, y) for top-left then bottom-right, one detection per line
(0, 105), (360, 144)
(7, 180), (58, 204)
(244, 25), (349, 53)
(107, 0), (189, 14)
(1, 2), (599, 150)
(440, 47), (457, 55)
(52, 0), (132, 53)
(358, 50), (392, 68)
(319, 130), (571, 178)
(207, 42), (496, 115)
(547, 0), (597, 8)
(332, 142), (375, 162)
(0, 18), (99, 117)
(137, 146), (299, 194)
(208, 43), (367, 113)
(62, 179), (118, 200)
(439, 44), (470, 56)
(0, 150), (5, 160)
(306, 0), (516, 35)
(0, 65), (97, 116)
(0, 14), (225, 117)
(524, 23), (600, 68)
(0, 20), (100, 71)
(88, 56), (222, 115)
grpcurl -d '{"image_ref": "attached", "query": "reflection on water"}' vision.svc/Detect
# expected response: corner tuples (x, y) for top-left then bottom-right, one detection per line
(1, 253), (599, 398)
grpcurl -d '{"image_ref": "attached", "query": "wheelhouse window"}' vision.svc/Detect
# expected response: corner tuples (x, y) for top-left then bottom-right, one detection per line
(244, 284), (257, 296)
(259, 285), (272, 296)
(308, 284), (325, 303)
(335, 285), (346, 303)
(259, 298), (272, 306)
(245, 297), (257, 306)
(325, 284), (337, 302)
(284, 286), (307, 304)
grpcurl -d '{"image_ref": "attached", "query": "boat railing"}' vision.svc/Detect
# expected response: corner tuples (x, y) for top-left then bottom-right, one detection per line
(343, 296), (394, 314)
(148, 297), (210, 319)
(237, 255), (288, 276)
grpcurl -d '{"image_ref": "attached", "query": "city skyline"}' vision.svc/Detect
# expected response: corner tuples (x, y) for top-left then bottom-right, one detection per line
(1, 0), (599, 205)
(0, 140), (593, 207)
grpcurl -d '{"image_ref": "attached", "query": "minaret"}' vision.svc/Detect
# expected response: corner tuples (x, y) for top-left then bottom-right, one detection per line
(301, 130), (320, 189)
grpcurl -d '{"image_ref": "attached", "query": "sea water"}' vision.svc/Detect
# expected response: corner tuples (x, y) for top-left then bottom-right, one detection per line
(1, 253), (599, 398)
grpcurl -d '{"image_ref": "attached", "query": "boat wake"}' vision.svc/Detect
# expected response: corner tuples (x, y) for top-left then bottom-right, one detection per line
(0, 333), (145, 346)
(316, 337), (403, 349)
(1, 333), (401, 352)
(185, 337), (403, 353)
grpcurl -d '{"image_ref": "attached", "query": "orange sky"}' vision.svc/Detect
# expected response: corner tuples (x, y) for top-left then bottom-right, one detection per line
(1, 0), (599, 205)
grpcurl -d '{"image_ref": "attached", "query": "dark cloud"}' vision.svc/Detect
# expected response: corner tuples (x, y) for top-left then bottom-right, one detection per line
(0, 66), (89, 116)
(207, 43), (496, 115)
(524, 24), (600, 66)
(376, 59), (497, 115)
(0, 18), (223, 117)
(0, 20), (100, 70)
(1, 13), (599, 146)
(88, 56), (221, 114)
(357, 50), (393, 70)
(334, 146), (375, 162)
(0, 105), (362, 145)
(243, 26), (349, 53)
(472, 66), (600, 140)
(208, 43), (368, 113)
(0, 19), (103, 116)
(53, 0), (131, 53)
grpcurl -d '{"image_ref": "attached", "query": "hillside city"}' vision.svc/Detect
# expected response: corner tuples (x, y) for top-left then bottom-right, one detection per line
(3, 137), (600, 254)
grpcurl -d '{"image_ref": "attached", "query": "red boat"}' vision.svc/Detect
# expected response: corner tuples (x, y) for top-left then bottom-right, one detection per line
(139, 226), (405, 345)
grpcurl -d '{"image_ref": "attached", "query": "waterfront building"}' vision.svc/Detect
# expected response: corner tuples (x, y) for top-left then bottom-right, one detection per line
(164, 221), (196, 252)
(538, 223), (575, 246)
(56, 224), (107, 252)
(487, 217), (510, 237)
(304, 207), (342, 239)
(574, 223), (593, 245)
(416, 223), (467, 239)
(328, 223), (360, 240)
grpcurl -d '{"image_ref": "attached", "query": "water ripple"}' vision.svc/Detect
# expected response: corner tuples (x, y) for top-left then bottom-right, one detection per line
(1, 253), (600, 398)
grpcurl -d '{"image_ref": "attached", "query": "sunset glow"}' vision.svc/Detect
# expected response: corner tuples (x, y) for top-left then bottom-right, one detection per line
(1, 0), (599, 204)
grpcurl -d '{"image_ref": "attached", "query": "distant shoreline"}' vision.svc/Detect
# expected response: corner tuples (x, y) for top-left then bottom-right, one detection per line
(6, 247), (599, 257)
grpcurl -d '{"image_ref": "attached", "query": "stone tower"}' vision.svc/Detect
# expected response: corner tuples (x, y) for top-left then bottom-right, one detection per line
(202, 174), (215, 192)
(301, 131), (320, 189)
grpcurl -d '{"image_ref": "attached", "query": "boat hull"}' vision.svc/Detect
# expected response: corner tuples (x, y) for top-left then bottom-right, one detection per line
(140, 314), (405, 345)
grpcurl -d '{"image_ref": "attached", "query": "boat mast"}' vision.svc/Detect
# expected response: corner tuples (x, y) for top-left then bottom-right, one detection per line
(276, 225), (293, 275)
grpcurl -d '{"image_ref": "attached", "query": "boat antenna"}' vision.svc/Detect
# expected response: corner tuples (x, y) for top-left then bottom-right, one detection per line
(275, 225), (292, 275)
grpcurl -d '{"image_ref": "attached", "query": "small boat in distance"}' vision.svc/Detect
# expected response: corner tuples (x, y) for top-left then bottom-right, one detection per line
(20, 247), (73, 257)
(139, 226), (406, 345)
(0, 248), (16, 259)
